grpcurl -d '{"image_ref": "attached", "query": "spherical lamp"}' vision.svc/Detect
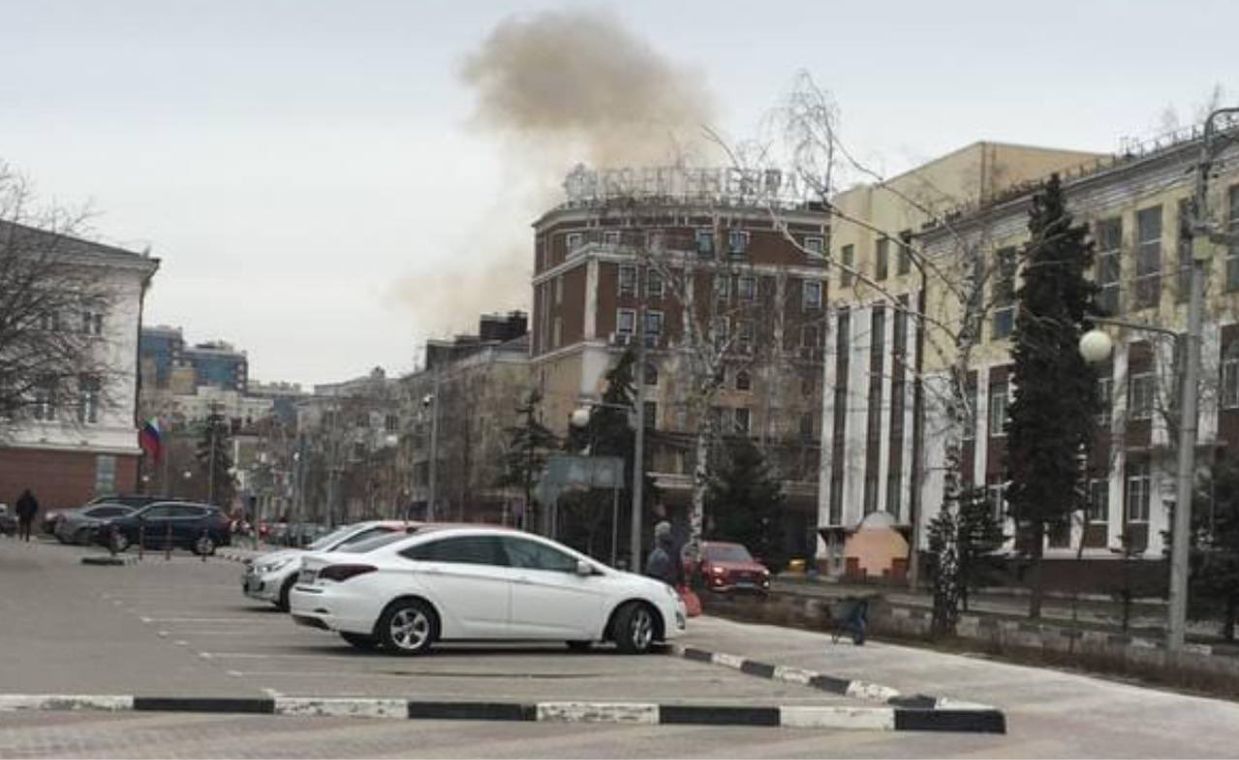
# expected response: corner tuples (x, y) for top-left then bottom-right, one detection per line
(1079, 329), (1114, 365)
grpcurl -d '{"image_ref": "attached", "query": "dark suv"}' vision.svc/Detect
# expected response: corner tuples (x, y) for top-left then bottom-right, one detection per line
(43, 494), (185, 535)
(94, 502), (231, 555)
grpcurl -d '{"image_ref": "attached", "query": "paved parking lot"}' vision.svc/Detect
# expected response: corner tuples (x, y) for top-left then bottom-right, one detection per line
(5, 537), (1239, 758)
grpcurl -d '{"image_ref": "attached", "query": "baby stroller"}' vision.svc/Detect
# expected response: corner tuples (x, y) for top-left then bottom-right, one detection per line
(829, 596), (871, 645)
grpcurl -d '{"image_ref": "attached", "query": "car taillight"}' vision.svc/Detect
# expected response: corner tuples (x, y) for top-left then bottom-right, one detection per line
(318, 564), (378, 582)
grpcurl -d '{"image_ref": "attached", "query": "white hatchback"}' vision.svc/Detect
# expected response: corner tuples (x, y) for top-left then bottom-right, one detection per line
(244, 521), (423, 611)
(289, 526), (687, 655)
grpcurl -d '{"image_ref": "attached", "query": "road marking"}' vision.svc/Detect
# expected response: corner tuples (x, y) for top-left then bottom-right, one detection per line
(156, 631), (169, 638)
(137, 617), (263, 623)
(174, 640), (189, 646)
(226, 670), (243, 677)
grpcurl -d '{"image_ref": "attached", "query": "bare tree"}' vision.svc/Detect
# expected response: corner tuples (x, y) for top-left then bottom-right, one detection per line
(0, 162), (121, 438)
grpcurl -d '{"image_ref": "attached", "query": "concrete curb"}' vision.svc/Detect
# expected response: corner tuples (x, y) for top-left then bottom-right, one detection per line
(0, 694), (1005, 732)
(667, 644), (1003, 727)
(80, 555), (139, 566)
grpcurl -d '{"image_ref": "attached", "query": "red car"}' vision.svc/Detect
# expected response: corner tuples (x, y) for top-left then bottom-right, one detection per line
(691, 541), (771, 595)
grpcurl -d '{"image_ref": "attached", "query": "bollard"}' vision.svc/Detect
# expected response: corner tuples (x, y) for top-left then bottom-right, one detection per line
(138, 523), (145, 561)
(164, 520), (172, 561)
(108, 524), (119, 557)
(200, 528), (208, 562)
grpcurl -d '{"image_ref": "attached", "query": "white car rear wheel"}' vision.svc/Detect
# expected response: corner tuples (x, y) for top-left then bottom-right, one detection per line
(378, 600), (436, 655)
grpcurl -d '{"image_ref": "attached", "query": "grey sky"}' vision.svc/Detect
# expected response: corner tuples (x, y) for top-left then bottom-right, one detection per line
(2, 0), (1235, 386)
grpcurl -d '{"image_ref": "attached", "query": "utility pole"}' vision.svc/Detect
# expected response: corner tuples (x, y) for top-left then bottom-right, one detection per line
(207, 402), (218, 506)
(427, 367), (441, 522)
(631, 261), (647, 571)
(1168, 107), (1239, 652)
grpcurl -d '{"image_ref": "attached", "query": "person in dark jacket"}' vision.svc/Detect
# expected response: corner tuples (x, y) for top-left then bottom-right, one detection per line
(644, 521), (679, 586)
(15, 490), (38, 542)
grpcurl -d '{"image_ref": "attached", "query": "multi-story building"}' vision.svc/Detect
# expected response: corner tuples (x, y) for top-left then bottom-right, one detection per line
(400, 313), (532, 524)
(0, 224), (160, 512)
(531, 165), (830, 559)
(139, 328), (248, 393)
(819, 126), (1239, 584)
(818, 142), (1103, 576)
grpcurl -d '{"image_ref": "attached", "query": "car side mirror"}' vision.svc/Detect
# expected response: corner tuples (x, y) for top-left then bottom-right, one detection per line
(575, 559), (594, 576)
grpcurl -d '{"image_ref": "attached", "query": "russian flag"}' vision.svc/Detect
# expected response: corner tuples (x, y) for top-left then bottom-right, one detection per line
(139, 417), (163, 462)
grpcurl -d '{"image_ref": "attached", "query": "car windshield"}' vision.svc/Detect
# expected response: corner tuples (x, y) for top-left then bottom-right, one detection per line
(705, 544), (753, 562)
(335, 532), (412, 553)
(307, 526), (355, 550)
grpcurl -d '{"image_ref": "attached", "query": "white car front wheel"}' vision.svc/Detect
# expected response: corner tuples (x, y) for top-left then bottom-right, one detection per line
(613, 602), (658, 655)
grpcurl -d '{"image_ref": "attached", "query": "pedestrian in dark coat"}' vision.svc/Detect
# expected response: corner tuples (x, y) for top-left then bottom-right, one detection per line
(15, 490), (38, 542)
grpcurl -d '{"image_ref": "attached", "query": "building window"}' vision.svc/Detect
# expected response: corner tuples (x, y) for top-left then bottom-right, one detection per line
(1129, 371), (1154, 420)
(714, 274), (730, 302)
(1097, 374), (1114, 427)
(39, 311), (61, 332)
(616, 309), (636, 338)
(1135, 206), (1163, 309)
(863, 474), (879, 515)
(552, 317), (562, 348)
(735, 370), (751, 391)
(712, 316), (729, 347)
(886, 473), (903, 518)
(644, 310), (664, 347)
(988, 381), (1008, 438)
(737, 275), (756, 301)
(566, 232), (584, 253)
(1125, 460), (1151, 523)
(1096, 218), (1122, 315)
(647, 269), (663, 299)
(645, 230), (664, 251)
(1088, 478), (1109, 524)
(802, 280), (823, 310)
(801, 375), (815, 397)
(1177, 198), (1194, 303)
(77, 376), (100, 424)
(81, 311), (103, 336)
(618, 265), (637, 297)
(33, 378), (56, 421)
(986, 475), (1006, 523)
(733, 407), (751, 435)
(799, 413), (814, 441)
(897, 230), (913, 275)
(870, 307), (885, 358)
(992, 246), (1017, 340)
(802, 324), (820, 350)
(94, 454), (117, 496)
(728, 230), (749, 257)
(643, 401), (657, 429)
(737, 320), (754, 351)
(603, 230), (621, 246)
(644, 362), (658, 386)
(803, 236), (824, 256)
(875, 238), (890, 281)
(554, 275), (563, 305)
(841, 244), (855, 287)
(695, 229), (714, 257)
(1221, 344), (1239, 409)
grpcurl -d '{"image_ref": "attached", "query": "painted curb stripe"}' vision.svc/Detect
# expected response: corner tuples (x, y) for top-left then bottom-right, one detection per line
(680, 647), (714, 663)
(888, 695), (938, 709)
(740, 660), (777, 678)
(660, 705), (780, 726)
(893, 708), (1006, 734)
(406, 701), (535, 722)
(537, 702), (659, 724)
(808, 674), (852, 695)
(0, 695), (133, 712)
(780, 706), (896, 730)
(133, 697), (274, 714)
(0, 695), (1005, 732)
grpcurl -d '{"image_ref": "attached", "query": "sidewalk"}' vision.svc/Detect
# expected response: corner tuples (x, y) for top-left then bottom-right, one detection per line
(772, 576), (1229, 647)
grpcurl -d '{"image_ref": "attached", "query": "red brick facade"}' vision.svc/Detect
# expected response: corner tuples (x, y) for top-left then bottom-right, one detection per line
(0, 448), (138, 517)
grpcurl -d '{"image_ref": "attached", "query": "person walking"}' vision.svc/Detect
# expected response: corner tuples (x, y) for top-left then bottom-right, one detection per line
(643, 520), (679, 587)
(15, 489), (38, 543)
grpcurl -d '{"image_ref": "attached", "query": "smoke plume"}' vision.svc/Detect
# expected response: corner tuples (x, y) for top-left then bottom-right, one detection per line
(392, 9), (718, 347)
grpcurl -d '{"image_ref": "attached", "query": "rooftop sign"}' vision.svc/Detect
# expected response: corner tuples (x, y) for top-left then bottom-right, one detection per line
(562, 164), (808, 206)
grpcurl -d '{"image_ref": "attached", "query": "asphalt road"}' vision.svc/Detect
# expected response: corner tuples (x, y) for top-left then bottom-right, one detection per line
(3, 537), (1239, 758)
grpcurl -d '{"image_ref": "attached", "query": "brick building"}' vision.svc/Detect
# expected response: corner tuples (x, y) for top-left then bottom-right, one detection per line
(530, 166), (830, 560)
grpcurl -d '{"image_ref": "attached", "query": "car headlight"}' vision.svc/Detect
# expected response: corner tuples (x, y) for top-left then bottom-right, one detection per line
(259, 557), (293, 573)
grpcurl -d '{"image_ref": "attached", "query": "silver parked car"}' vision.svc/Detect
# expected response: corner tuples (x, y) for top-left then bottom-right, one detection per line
(54, 503), (136, 545)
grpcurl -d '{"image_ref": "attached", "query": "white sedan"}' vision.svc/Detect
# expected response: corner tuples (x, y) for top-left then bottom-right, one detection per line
(289, 526), (687, 655)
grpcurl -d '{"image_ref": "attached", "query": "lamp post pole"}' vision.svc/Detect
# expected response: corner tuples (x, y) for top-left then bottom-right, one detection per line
(632, 263), (647, 572)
